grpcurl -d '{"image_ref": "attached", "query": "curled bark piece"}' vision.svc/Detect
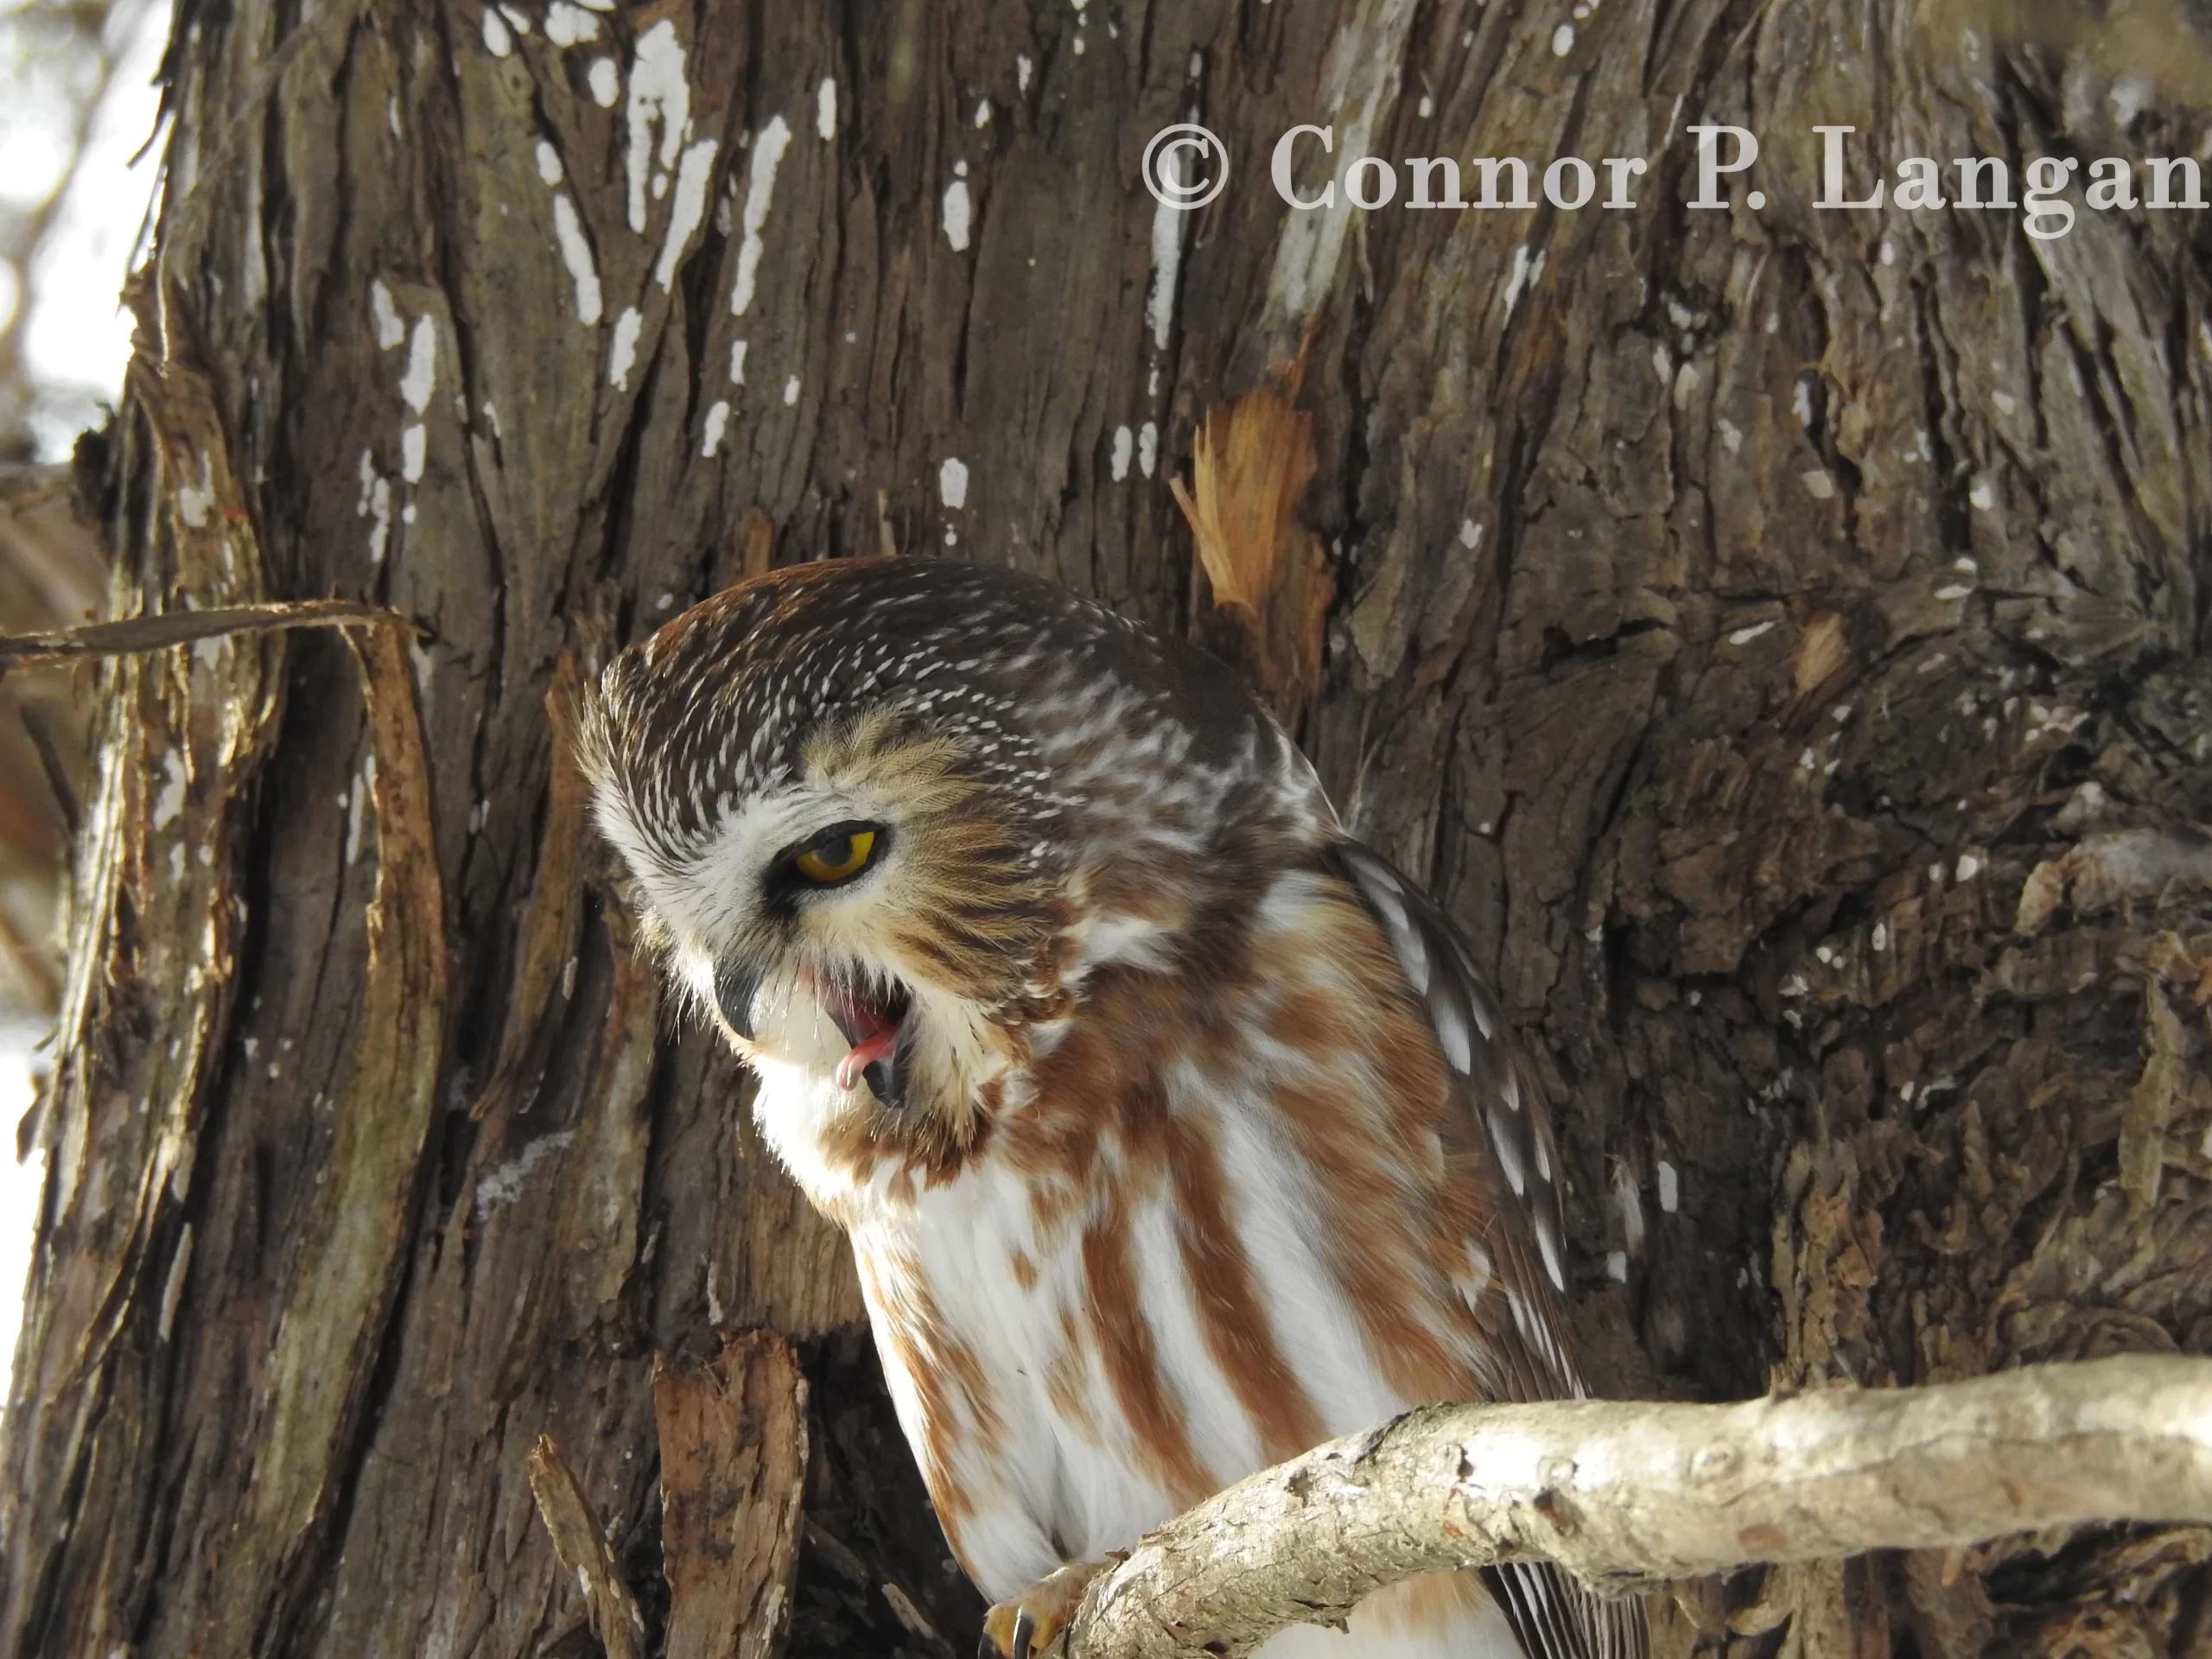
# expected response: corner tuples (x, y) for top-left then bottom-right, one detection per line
(2013, 827), (2212, 936)
(527, 1433), (645, 1659)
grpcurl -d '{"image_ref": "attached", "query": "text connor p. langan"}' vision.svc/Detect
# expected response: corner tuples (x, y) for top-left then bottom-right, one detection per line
(1269, 124), (2206, 241)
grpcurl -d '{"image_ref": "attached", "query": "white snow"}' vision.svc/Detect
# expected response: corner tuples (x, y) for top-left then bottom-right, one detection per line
(400, 315), (436, 411)
(608, 305), (643, 389)
(730, 115), (793, 315)
(544, 2), (601, 45)
(654, 139), (720, 289)
(175, 453), (213, 528)
(943, 178), (972, 251)
(365, 474), (392, 564)
(625, 22), (692, 234)
(1146, 168), (1183, 349)
(370, 279), (404, 348)
(550, 194), (603, 323)
(1502, 245), (1543, 318)
(151, 753), (185, 829)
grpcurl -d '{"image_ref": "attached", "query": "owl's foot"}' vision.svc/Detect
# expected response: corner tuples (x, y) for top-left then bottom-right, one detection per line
(978, 1560), (1105, 1659)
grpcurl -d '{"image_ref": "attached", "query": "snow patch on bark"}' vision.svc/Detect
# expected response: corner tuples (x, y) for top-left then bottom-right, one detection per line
(731, 115), (793, 315)
(625, 22), (692, 234)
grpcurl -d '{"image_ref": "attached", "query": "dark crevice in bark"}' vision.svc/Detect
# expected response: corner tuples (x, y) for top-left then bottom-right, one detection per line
(1912, 275), (1974, 564)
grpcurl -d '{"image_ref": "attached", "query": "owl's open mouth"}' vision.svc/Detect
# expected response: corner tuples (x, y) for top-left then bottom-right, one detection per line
(823, 980), (914, 1109)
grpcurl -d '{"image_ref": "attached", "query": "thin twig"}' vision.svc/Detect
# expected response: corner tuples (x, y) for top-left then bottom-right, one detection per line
(0, 597), (416, 677)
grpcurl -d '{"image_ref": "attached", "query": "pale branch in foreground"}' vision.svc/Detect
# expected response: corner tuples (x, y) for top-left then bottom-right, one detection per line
(1066, 1354), (2212, 1658)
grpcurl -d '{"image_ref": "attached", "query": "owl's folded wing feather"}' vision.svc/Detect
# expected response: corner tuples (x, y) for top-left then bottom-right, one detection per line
(1325, 838), (1649, 1659)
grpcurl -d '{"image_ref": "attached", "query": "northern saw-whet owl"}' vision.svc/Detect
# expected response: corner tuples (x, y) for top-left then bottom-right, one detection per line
(579, 556), (1646, 1659)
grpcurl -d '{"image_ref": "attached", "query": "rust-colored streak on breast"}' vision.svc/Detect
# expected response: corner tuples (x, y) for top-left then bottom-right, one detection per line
(1044, 1303), (1100, 1443)
(854, 1246), (978, 1560)
(931, 1310), (1007, 1447)
(1082, 1186), (1215, 1507)
(1164, 1112), (1326, 1462)
(1003, 969), (1180, 1205)
(1256, 896), (1477, 1407)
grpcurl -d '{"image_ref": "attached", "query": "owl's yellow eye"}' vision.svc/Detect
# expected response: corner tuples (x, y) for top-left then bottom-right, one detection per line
(791, 825), (879, 885)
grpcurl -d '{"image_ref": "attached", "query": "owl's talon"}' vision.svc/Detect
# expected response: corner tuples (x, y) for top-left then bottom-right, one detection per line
(981, 1561), (1101, 1659)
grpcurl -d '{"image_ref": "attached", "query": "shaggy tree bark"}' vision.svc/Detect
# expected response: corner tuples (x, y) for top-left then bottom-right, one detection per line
(3, 0), (2210, 1656)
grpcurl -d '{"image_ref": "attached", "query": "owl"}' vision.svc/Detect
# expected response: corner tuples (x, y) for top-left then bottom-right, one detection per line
(580, 556), (1646, 1659)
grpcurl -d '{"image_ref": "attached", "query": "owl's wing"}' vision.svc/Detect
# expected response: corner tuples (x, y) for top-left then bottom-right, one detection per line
(1325, 838), (1649, 1659)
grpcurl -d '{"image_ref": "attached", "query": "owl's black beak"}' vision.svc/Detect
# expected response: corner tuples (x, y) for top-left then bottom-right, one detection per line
(866, 1014), (918, 1110)
(714, 959), (765, 1040)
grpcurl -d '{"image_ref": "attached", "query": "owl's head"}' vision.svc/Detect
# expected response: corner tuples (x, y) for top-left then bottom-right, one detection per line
(577, 556), (1328, 1137)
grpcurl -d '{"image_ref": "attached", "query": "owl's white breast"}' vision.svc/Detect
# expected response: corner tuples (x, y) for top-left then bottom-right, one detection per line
(846, 1148), (1520, 1656)
(750, 865), (1527, 1656)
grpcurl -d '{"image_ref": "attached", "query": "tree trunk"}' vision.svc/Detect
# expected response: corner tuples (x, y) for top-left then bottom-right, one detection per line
(5, 1), (2210, 1656)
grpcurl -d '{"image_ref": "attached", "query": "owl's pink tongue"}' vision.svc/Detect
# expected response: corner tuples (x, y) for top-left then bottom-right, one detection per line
(834, 1014), (900, 1091)
(821, 984), (912, 1104)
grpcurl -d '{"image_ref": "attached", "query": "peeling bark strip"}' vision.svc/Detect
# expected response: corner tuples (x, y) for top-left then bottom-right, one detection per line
(653, 1330), (810, 1659)
(1068, 1357), (2212, 1659)
(528, 1434), (646, 1659)
(194, 620), (448, 1656)
(1172, 375), (1333, 732)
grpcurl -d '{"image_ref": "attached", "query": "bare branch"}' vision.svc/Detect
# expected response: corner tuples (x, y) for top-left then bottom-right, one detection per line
(0, 596), (415, 676)
(1068, 1355), (2212, 1658)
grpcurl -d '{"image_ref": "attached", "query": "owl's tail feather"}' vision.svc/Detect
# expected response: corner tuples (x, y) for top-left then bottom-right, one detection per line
(1482, 1560), (1649, 1659)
